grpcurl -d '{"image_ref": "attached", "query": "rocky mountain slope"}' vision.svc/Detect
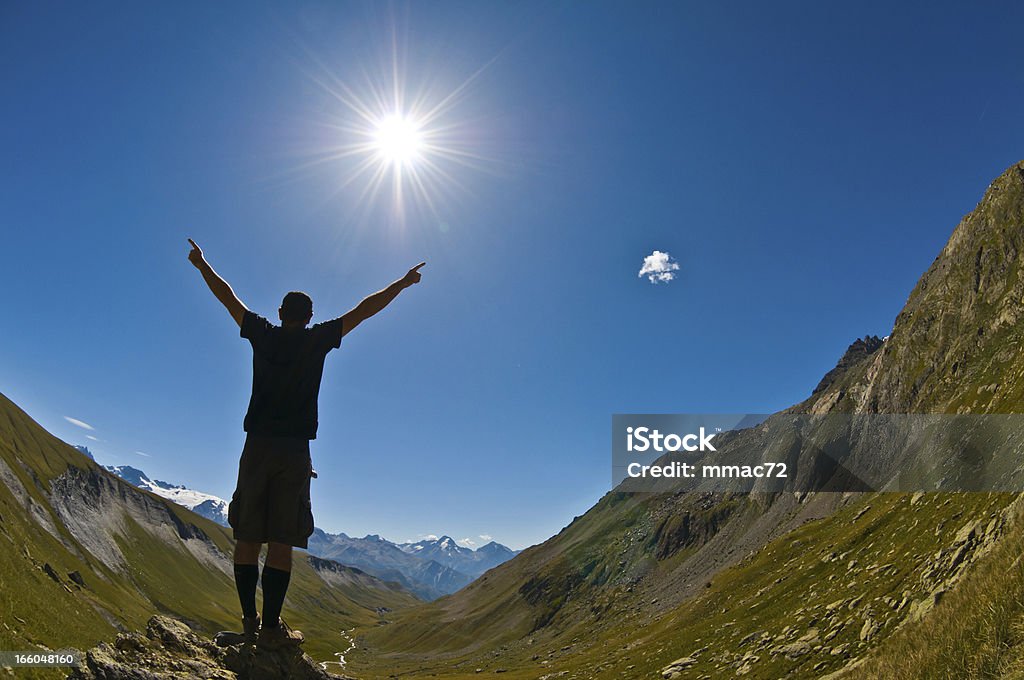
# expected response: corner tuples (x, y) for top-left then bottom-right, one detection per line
(0, 392), (419, 678)
(337, 161), (1024, 679)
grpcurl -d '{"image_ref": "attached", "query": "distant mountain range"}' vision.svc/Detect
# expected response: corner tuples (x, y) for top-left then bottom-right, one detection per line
(306, 530), (473, 600)
(309, 531), (519, 600)
(103, 465), (230, 526)
(101, 463), (518, 600)
(399, 534), (519, 576)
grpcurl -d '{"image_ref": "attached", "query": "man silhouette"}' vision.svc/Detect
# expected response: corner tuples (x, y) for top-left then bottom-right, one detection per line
(187, 238), (424, 649)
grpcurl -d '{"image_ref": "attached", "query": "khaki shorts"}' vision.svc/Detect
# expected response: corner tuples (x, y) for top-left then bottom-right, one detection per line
(227, 434), (315, 549)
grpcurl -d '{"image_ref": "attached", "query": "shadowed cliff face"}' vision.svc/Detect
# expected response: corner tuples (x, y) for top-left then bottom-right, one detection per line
(47, 463), (230, 576)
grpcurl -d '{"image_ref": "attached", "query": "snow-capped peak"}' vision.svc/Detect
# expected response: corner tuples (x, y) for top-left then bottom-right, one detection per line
(104, 465), (229, 526)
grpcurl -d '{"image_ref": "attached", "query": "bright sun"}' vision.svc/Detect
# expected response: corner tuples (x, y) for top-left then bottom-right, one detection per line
(372, 114), (424, 166)
(298, 39), (492, 221)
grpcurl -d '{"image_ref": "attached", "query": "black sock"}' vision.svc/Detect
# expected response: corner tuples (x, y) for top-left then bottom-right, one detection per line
(261, 566), (292, 627)
(234, 563), (259, 619)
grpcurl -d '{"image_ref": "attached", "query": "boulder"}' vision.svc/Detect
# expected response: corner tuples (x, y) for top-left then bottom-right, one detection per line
(68, 615), (351, 680)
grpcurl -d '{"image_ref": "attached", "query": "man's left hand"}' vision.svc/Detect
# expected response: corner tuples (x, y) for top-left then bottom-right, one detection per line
(403, 262), (426, 287)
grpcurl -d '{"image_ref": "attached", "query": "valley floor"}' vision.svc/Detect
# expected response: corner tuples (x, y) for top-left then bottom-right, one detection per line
(339, 492), (1024, 680)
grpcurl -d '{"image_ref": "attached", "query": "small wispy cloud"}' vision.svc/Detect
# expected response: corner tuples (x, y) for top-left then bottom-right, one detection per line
(404, 534), (435, 544)
(64, 416), (95, 431)
(479, 534), (493, 541)
(85, 434), (100, 442)
(457, 537), (476, 548)
(134, 451), (151, 458)
(638, 250), (680, 284)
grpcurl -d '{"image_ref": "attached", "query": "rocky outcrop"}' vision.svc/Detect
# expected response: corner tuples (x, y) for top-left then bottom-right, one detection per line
(812, 335), (885, 395)
(650, 498), (738, 560)
(660, 655), (696, 678)
(68, 615), (352, 680)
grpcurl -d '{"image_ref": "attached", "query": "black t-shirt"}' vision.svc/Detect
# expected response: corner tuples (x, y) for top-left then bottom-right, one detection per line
(240, 310), (344, 440)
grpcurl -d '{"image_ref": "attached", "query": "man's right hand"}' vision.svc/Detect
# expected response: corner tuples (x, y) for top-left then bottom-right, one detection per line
(188, 238), (206, 269)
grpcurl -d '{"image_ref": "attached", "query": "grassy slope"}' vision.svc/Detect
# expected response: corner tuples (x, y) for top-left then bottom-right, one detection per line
(0, 391), (418, 677)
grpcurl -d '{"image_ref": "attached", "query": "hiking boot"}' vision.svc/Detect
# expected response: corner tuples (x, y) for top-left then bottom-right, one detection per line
(256, 618), (304, 650)
(214, 615), (260, 647)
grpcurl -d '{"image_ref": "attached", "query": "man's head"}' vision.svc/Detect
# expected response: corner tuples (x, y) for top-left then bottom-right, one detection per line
(279, 291), (313, 327)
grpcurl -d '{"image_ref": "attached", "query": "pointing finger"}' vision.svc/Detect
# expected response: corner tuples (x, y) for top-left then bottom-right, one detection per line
(188, 238), (199, 249)
(411, 262), (426, 272)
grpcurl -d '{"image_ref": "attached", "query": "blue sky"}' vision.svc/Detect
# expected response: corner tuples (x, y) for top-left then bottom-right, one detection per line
(2, 1), (1024, 550)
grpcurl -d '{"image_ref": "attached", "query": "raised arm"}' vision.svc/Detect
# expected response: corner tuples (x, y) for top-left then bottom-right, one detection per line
(187, 239), (248, 327)
(340, 262), (425, 337)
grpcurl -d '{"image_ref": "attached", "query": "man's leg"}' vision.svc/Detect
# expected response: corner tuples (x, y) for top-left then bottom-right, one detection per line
(257, 438), (309, 647)
(229, 435), (266, 626)
(261, 542), (293, 628)
(233, 541), (262, 621)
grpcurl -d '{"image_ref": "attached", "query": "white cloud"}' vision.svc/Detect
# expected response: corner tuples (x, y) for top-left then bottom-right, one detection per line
(64, 416), (95, 431)
(457, 537), (476, 548)
(638, 250), (680, 284)
(479, 534), (493, 541)
(134, 451), (151, 458)
(85, 434), (100, 442)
